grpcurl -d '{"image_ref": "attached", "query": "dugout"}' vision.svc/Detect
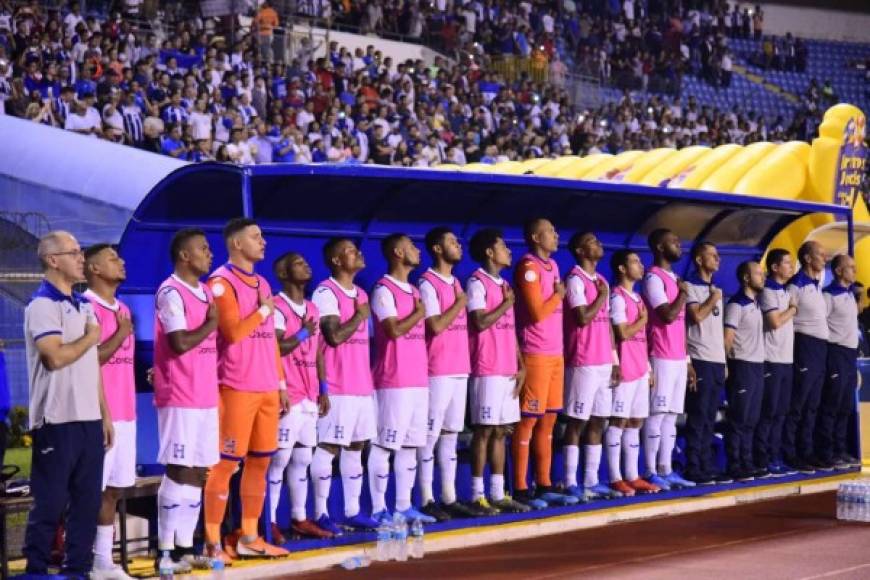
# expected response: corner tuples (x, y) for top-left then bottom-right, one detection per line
(117, 162), (858, 525)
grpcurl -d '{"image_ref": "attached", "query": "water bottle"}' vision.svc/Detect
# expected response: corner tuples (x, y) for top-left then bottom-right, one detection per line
(158, 551), (174, 580)
(410, 518), (425, 559)
(395, 516), (409, 562)
(211, 558), (225, 580)
(340, 555), (372, 570)
(862, 482), (870, 523)
(375, 521), (391, 562)
(837, 484), (845, 520)
(843, 484), (853, 521)
(846, 483), (857, 521)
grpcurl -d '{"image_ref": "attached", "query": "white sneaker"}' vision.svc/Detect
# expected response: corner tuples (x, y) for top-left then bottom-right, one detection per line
(89, 564), (134, 580)
(181, 552), (214, 569)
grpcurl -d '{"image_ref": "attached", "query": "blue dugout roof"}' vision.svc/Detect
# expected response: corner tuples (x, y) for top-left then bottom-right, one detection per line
(118, 162), (854, 310)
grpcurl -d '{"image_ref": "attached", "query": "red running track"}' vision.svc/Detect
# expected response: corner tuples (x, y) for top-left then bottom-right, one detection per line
(297, 491), (870, 580)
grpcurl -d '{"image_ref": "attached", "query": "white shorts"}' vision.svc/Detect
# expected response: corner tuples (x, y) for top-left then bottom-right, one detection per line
(650, 357), (688, 414)
(427, 375), (468, 437)
(470, 376), (520, 426)
(103, 420), (136, 489)
(157, 406), (220, 468)
(277, 399), (318, 449)
(612, 375), (650, 419)
(317, 394), (377, 447)
(564, 364), (613, 420)
(374, 387), (428, 450)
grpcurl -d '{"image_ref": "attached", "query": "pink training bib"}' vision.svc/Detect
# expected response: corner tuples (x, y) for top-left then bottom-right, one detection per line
(469, 269), (518, 377)
(153, 277), (219, 408)
(613, 285), (649, 381)
(275, 296), (320, 404)
(372, 276), (428, 389)
(317, 279), (374, 396)
(419, 271), (471, 377)
(564, 266), (612, 367)
(516, 254), (563, 355)
(85, 291), (136, 421)
(643, 266), (687, 360)
(210, 264), (280, 392)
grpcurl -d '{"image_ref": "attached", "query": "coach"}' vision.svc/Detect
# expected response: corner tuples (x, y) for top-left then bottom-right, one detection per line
(23, 231), (114, 577)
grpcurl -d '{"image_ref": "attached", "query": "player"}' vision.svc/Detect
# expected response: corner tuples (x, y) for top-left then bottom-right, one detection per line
(755, 249), (798, 476)
(783, 241), (830, 473)
(512, 218), (576, 508)
(266, 252), (333, 542)
(416, 227), (476, 520)
(152, 228), (224, 567)
(204, 218), (289, 559)
(83, 245), (136, 580)
(467, 228), (529, 514)
(817, 254), (860, 469)
(723, 261), (766, 482)
(605, 250), (660, 495)
(683, 242), (730, 485)
(561, 232), (622, 501)
(309, 238), (379, 533)
(641, 229), (696, 490)
(368, 233), (435, 523)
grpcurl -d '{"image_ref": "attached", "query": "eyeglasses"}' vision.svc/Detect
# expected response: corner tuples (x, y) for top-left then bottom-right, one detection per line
(46, 249), (85, 258)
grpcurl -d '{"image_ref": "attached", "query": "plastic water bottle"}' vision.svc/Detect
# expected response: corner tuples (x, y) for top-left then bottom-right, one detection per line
(211, 558), (225, 580)
(843, 483), (854, 521)
(837, 484), (846, 520)
(375, 520), (391, 562)
(340, 555), (372, 570)
(409, 518), (425, 559)
(158, 551), (174, 580)
(847, 483), (858, 521)
(862, 482), (870, 523)
(394, 516), (409, 562)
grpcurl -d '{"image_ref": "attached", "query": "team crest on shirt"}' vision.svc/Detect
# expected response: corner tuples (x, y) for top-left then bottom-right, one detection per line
(573, 401), (584, 415)
(333, 425), (344, 439)
(481, 407), (492, 420)
(524, 267), (537, 283)
(383, 428), (398, 444)
(278, 428), (291, 443)
(172, 443), (186, 460)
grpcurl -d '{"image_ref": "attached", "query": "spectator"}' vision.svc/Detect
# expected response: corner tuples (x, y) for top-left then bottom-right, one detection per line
(254, 1), (279, 65)
(23, 230), (113, 577)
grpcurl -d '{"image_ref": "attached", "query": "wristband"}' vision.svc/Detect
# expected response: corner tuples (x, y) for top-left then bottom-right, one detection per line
(319, 381), (329, 395)
(257, 305), (271, 319)
(611, 349), (620, 366)
(295, 327), (310, 342)
(279, 379), (287, 391)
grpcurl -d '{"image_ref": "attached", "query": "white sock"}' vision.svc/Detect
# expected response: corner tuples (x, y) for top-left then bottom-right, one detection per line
(417, 440), (437, 505)
(606, 426), (624, 482)
(93, 524), (114, 569)
(310, 447), (335, 519)
(583, 444), (603, 488)
(471, 476), (484, 501)
(340, 448), (364, 518)
(367, 445), (391, 514)
(643, 413), (665, 476)
(563, 444), (580, 487)
(437, 432), (459, 505)
(289, 447), (313, 522)
(267, 447), (293, 523)
(157, 476), (184, 551)
(175, 483), (203, 548)
(490, 473), (505, 501)
(623, 428), (641, 481)
(659, 413), (678, 475)
(394, 447), (418, 512)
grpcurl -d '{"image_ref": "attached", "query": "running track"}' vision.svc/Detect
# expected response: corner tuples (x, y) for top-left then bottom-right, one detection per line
(298, 491), (870, 579)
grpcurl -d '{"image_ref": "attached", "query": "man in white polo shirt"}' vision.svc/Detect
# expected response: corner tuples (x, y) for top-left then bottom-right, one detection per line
(23, 231), (114, 577)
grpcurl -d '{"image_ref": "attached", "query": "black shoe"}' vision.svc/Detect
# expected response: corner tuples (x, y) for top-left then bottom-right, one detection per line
(442, 500), (477, 518)
(711, 471), (734, 484)
(752, 467), (773, 480)
(789, 458), (816, 475)
(807, 456), (835, 472)
(420, 500), (452, 522)
(686, 471), (716, 485)
(465, 498), (501, 516)
(730, 469), (755, 482)
(837, 454), (861, 468)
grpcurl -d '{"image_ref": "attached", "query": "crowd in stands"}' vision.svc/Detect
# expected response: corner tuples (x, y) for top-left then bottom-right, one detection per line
(0, 0), (850, 167)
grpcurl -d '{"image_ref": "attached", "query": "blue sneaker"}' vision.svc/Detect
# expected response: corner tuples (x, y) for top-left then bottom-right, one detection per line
(398, 506), (437, 524)
(779, 461), (799, 476)
(583, 482), (621, 501)
(513, 489), (549, 510)
(646, 473), (672, 491)
(371, 510), (393, 525)
(767, 462), (788, 478)
(565, 484), (588, 501)
(343, 512), (379, 530)
(538, 491), (580, 505)
(316, 514), (345, 536)
(663, 471), (696, 489)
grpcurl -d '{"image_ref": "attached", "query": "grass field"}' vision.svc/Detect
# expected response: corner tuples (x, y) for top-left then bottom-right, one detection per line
(5, 447), (32, 478)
